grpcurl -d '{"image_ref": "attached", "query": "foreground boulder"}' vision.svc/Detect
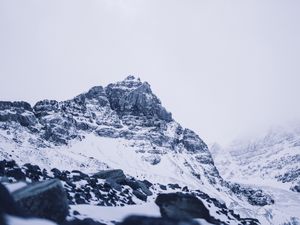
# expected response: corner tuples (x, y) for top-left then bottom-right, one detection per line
(62, 218), (106, 225)
(12, 179), (68, 223)
(119, 215), (200, 225)
(0, 183), (23, 217)
(0, 183), (24, 225)
(155, 193), (218, 224)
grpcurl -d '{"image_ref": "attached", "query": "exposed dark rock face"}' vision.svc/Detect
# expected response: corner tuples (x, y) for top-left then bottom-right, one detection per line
(0, 101), (32, 112)
(5, 168), (26, 181)
(228, 182), (274, 206)
(155, 192), (260, 225)
(34, 100), (60, 117)
(93, 169), (126, 183)
(119, 215), (200, 225)
(93, 169), (127, 192)
(132, 190), (147, 201)
(105, 76), (172, 122)
(181, 129), (208, 153)
(122, 178), (153, 197)
(12, 179), (69, 223)
(155, 193), (215, 223)
(276, 168), (300, 184)
(0, 101), (37, 130)
(291, 184), (300, 193)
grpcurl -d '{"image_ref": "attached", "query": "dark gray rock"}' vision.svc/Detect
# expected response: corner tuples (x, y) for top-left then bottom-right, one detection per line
(6, 168), (26, 181)
(123, 178), (153, 196)
(12, 179), (69, 223)
(93, 169), (126, 183)
(23, 163), (43, 182)
(95, 128), (119, 138)
(159, 185), (167, 190)
(155, 193), (216, 224)
(33, 100), (59, 117)
(84, 86), (109, 106)
(62, 218), (106, 225)
(93, 169), (126, 192)
(276, 168), (300, 183)
(0, 210), (5, 225)
(0, 101), (37, 128)
(119, 215), (200, 225)
(40, 114), (78, 145)
(105, 76), (172, 122)
(291, 184), (300, 193)
(228, 182), (274, 206)
(181, 129), (208, 153)
(0, 183), (24, 217)
(168, 184), (181, 190)
(0, 101), (32, 111)
(132, 190), (147, 202)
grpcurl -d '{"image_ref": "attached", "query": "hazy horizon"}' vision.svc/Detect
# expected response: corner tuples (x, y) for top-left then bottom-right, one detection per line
(1, 0), (300, 145)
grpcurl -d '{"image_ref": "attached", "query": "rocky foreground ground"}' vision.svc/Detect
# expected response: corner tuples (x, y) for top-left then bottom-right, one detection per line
(0, 159), (260, 225)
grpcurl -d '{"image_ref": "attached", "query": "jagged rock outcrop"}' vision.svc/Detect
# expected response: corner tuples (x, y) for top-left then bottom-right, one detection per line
(93, 169), (126, 182)
(0, 101), (38, 131)
(106, 76), (172, 122)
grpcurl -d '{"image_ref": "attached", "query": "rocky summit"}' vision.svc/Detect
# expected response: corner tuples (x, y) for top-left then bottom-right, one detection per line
(0, 76), (298, 225)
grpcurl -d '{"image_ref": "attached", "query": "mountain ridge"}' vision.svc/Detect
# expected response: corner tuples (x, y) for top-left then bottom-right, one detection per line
(0, 76), (298, 225)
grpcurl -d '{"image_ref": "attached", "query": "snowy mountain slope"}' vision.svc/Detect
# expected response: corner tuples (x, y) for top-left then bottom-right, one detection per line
(0, 76), (298, 224)
(211, 124), (300, 192)
(0, 76), (220, 190)
(211, 125), (300, 224)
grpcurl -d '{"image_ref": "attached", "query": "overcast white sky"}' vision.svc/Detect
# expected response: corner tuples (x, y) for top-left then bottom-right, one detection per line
(0, 0), (300, 145)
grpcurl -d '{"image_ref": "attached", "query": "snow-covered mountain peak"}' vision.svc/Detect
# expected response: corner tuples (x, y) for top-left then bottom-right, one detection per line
(1, 77), (294, 225)
(105, 76), (172, 122)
